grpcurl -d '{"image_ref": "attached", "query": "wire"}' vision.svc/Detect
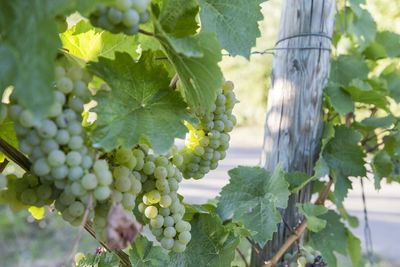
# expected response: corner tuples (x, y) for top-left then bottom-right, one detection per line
(360, 178), (374, 266)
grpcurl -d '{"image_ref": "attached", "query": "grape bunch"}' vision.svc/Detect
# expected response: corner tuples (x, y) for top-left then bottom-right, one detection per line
(178, 80), (237, 179)
(89, 0), (150, 35)
(135, 149), (192, 252)
(284, 250), (327, 267)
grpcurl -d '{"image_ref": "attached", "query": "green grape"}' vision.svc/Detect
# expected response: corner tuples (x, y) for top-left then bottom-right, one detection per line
(131, 0), (149, 13)
(19, 110), (34, 128)
(155, 179), (169, 192)
(168, 179), (178, 192)
(116, 147), (132, 164)
(139, 11), (149, 23)
(69, 201), (85, 217)
(132, 149), (145, 159)
(66, 151), (82, 167)
(155, 156), (169, 167)
(13, 179), (28, 193)
(94, 186), (111, 201)
(142, 194), (152, 205)
(283, 253), (292, 261)
(175, 220), (191, 232)
(33, 158), (51, 176)
(143, 161), (155, 175)
(172, 154), (183, 166)
(178, 231), (191, 245)
(138, 202), (146, 213)
(163, 216), (174, 227)
(113, 166), (130, 178)
(122, 9), (139, 27)
(159, 207), (170, 217)
(146, 190), (161, 204)
(124, 156), (137, 170)
(154, 166), (167, 179)
(71, 181), (86, 196)
(122, 193), (135, 209)
(48, 150), (66, 167)
(113, 190), (123, 202)
(305, 252), (314, 263)
(68, 97), (84, 113)
(130, 178), (142, 194)
(166, 165), (175, 178)
(123, 24), (139, 35)
(67, 66), (83, 81)
(115, 176), (131, 192)
(18, 140), (32, 154)
(159, 194), (172, 208)
(37, 120), (57, 139)
(37, 184), (52, 200)
(172, 240), (186, 252)
(21, 188), (37, 205)
(67, 121), (83, 136)
(68, 136), (83, 150)
(59, 191), (75, 205)
(49, 102), (62, 117)
(187, 163), (199, 172)
(150, 215), (164, 229)
(97, 169), (113, 186)
(81, 174), (98, 190)
(163, 226), (176, 238)
(297, 256), (307, 265)
(144, 205), (158, 219)
(108, 7), (123, 24)
(115, 0), (132, 11)
(81, 155), (93, 169)
(56, 129), (70, 145)
(193, 146), (204, 156)
(51, 165), (69, 180)
(134, 158), (144, 170)
(56, 77), (74, 93)
(160, 237), (174, 250)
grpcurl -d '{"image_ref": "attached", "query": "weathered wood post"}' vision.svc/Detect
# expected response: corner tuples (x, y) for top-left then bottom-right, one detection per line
(250, 1), (336, 266)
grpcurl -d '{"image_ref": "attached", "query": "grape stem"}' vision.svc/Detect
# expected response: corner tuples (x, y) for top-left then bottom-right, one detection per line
(263, 177), (333, 267)
(0, 137), (132, 267)
(236, 247), (250, 267)
(63, 193), (94, 266)
(138, 29), (154, 36)
(0, 159), (9, 173)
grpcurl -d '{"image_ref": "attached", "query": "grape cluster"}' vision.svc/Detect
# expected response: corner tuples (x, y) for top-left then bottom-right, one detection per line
(178, 80), (237, 179)
(284, 250), (327, 267)
(89, 0), (150, 35)
(135, 149), (192, 252)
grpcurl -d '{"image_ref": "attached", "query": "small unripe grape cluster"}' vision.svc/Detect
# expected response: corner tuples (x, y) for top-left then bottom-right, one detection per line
(284, 250), (326, 267)
(136, 149), (192, 252)
(89, 0), (150, 35)
(178, 80), (237, 179)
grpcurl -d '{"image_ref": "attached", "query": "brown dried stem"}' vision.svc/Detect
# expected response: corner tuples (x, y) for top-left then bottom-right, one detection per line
(263, 177), (334, 267)
(0, 159), (9, 173)
(138, 29), (154, 36)
(169, 73), (179, 89)
(236, 247), (250, 267)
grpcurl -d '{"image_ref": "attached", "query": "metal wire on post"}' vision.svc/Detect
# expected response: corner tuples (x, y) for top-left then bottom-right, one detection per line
(360, 178), (374, 266)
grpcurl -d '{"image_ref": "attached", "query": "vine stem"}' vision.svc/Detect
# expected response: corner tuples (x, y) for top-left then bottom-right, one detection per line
(263, 177), (334, 267)
(0, 159), (9, 173)
(138, 29), (154, 36)
(236, 247), (250, 267)
(0, 137), (132, 267)
(170, 73), (179, 89)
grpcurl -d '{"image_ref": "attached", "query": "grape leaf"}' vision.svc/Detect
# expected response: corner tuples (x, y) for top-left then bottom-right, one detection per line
(198, 0), (264, 59)
(0, 118), (17, 162)
(375, 31), (400, 58)
(77, 251), (120, 267)
(324, 83), (353, 115)
(348, 9), (377, 45)
(169, 213), (239, 267)
(285, 171), (313, 193)
(129, 235), (169, 267)
(322, 126), (366, 205)
(60, 20), (139, 62)
(296, 203), (328, 232)
(382, 70), (400, 102)
(346, 229), (362, 267)
(371, 151), (394, 189)
(0, 44), (17, 95)
(329, 55), (369, 87)
(309, 210), (348, 266)
(215, 166), (290, 246)
(158, 0), (199, 37)
(154, 30), (223, 114)
(88, 51), (196, 153)
(360, 115), (395, 129)
(343, 79), (389, 111)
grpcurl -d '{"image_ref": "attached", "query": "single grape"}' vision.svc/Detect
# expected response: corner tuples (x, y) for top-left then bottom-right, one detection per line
(115, 176), (131, 192)
(48, 150), (66, 167)
(122, 193), (136, 209)
(115, 0), (132, 11)
(52, 165), (69, 180)
(56, 129), (70, 145)
(160, 237), (174, 250)
(178, 231), (191, 245)
(159, 194), (172, 208)
(139, 11), (150, 23)
(175, 220), (191, 232)
(71, 181), (86, 196)
(68, 166), (83, 181)
(150, 215), (164, 229)
(68, 136), (83, 150)
(33, 158), (51, 176)
(146, 190), (161, 204)
(69, 201), (85, 217)
(94, 186), (111, 201)
(81, 155), (93, 169)
(97, 170), (113, 186)
(19, 109), (34, 128)
(37, 120), (57, 139)
(57, 77), (74, 93)
(172, 240), (186, 253)
(20, 188), (37, 205)
(143, 161), (155, 175)
(122, 9), (139, 27)
(108, 7), (123, 24)
(81, 173), (98, 190)
(159, 207), (170, 217)
(144, 205), (158, 219)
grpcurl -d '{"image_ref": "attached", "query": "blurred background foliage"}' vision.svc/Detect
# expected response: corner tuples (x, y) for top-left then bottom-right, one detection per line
(1, 0), (400, 266)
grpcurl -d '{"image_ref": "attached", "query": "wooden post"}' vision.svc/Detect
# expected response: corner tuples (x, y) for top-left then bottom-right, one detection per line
(250, 1), (336, 266)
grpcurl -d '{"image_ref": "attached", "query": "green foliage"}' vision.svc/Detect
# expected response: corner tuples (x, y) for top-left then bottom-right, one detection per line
(198, 0), (264, 59)
(215, 166), (289, 246)
(284, 171), (313, 193)
(296, 203), (328, 232)
(77, 251), (120, 267)
(129, 235), (169, 267)
(89, 51), (196, 153)
(371, 151), (394, 189)
(0, 118), (17, 161)
(169, 212), (239, 267)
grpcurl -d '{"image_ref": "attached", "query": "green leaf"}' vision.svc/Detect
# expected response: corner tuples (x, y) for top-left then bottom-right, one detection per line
(329, 55), (369, 87)
(0, 0), (61, 118)
(0, 118), (17, 162)
(216, 166), (290, 246)
(322, 126), (366, 205)
(348, 9), (377, 45)
(360, 115), (395, 129)
(309, 210), (348, 266)
(363, 41), (387, 60)
(89, 51), (196, 153)
(338, 205), (359, 228)
(0, 44), (17, 94)
(60, 20), (139, 62)
(375, 31), (400, 58)
(296, 203), (328, 232)
(343, 79), (389, 111)
(371, 151), (394, 189)
(285, 171), (313, 193)
(348, 0), (365, 17)
(154, 21), (223, 114)
(159, 0), (199, 37)
(382, 69), (400, 102)
(346, 229), (362, 267)
(324, 83), (353, 115)
(129, 235), (169, 267)
(169, 213), (239, 267)
(198, 0), (263, 59)
(78, 251), (120, 267)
